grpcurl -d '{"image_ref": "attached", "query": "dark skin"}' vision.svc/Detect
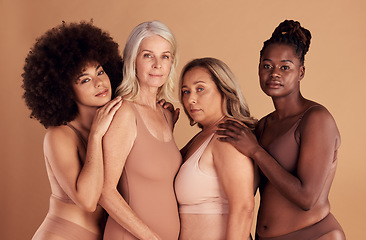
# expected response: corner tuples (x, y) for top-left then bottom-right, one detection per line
(216, 44), (343, 239)
(158, 99), (180, 129)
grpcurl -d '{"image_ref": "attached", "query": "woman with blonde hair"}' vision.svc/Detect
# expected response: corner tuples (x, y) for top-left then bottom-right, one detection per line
(175, 57), (258, 240)
(99, 21), (181, 240)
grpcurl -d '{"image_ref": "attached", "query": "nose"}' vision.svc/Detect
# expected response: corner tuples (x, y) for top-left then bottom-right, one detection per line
(188, 93), (197, 104)
(94, 76), (103, 87)
(153, 57), (162, 69)
(270, 67), (280, 79)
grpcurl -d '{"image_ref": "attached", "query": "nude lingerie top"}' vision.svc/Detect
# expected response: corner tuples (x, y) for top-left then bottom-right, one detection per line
(48, 123), (86, 204)
(175, 133), (229, 214)
(103, 102), (181, 240)
(258, 105), (338, 173)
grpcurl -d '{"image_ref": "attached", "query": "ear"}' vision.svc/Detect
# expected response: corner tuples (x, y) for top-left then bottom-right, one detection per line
(299, 66), (305, 81)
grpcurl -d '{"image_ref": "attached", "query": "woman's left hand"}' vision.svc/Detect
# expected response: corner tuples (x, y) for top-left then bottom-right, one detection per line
(216, 119), (261, 158)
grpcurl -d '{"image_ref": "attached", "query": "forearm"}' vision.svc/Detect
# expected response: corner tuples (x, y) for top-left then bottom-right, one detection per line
(75, 134), (104, 210)
(226, 206), (253, 240)
(251, 148), (313, 209)
(99, 189), (159, 240)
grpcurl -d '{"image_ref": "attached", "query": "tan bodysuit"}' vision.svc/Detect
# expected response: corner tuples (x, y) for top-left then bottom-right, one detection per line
(103, 102), (182, 240)
(256, 106), (345, 239)
(32, 123), (100, 240)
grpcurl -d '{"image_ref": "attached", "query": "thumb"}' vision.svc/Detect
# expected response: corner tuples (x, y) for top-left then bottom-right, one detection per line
(173, 108), (180, 124)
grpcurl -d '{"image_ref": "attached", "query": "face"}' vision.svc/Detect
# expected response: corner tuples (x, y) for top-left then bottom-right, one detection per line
(259, 43), (305, 99)
(181, 67), (224, 127)
(72, 61), (111, 108)
(135, 35), (173, 90)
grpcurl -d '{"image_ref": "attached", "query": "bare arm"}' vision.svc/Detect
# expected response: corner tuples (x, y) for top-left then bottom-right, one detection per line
(212, 137), (255, 240)
(98, 101), (161, 240)
(44, 96), (122, 211)
(217, 107), (340, 210)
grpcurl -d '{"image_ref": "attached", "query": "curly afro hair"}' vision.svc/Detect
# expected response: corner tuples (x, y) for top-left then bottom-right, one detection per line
(22, 21), (123, 128)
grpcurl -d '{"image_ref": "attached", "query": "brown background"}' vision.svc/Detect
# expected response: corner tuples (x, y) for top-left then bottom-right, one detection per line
(1, 0), (365, 239)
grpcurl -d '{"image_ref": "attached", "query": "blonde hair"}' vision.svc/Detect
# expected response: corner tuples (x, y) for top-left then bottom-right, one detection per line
(116, 21), (177, 101)
(179, 57), (257, 129)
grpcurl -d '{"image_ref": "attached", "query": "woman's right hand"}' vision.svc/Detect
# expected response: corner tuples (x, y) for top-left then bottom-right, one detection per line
(158, 99), (180, 126)
(90, 96), (122, 137)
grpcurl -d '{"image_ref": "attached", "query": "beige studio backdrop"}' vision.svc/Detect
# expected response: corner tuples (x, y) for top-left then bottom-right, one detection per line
(1, 0), (365, 239)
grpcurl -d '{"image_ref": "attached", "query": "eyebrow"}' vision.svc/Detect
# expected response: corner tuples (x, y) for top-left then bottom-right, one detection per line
(76, 65), (102, 80)
(182, 80), (206, 88)
(140, 49), (172, 54)
(262, 58), (294, 64)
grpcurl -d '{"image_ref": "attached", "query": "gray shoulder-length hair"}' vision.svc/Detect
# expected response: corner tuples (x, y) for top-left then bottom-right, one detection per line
(116, 20), (178, 101)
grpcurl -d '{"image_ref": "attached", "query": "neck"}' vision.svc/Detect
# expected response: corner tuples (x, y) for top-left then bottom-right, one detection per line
(272, 93), (307, 119)
(134, 87), (159, 109)
(71, 106), (98, 133)
(201, 115), (226, 132)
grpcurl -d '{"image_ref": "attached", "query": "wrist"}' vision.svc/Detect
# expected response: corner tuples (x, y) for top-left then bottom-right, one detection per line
(250, 145), (265, 160)
(88, 130), (103, 143)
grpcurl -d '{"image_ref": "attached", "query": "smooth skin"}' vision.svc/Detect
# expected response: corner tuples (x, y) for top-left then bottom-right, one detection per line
(179, 67), (254, 240)
(99, 35), (175, 240)
(217, 44), (344, 239)
(37, 62), (122, 239)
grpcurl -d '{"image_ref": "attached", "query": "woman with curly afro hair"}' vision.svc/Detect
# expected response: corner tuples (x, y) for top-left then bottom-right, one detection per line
(22, 21), (123, 240)
(217, 20), (345, 239)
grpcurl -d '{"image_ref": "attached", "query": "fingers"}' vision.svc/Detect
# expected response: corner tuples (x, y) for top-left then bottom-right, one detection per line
(219, 119), (247, 129)
(217, 119), (248, 133)
(216, 129), (238, 139)
(157, 99), (166, 106)
(99, 96), (122, 113)
(158, 99), (176, 112)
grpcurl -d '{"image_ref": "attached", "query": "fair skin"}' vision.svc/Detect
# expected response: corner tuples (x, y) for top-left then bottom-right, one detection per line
(217, 44), (343, 239)
(99, 35), (174, 240)
(179, 67), (254, 240)
(41, 62), (122, 238)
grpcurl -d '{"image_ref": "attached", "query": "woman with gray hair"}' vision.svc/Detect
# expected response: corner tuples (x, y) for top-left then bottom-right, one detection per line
(99, 21), (181, 240)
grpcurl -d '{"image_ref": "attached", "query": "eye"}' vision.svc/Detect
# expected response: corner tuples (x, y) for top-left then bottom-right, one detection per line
(182, 89), (190, 94)
(143, 53), (152, 58)
(80, 76), (92, 84)
(281, 66), (290, 70)
(263, 64), (271, 69)
(162, 55), (170, 60)
(97, 70), (105, 76)
(197, 87), (204, 92)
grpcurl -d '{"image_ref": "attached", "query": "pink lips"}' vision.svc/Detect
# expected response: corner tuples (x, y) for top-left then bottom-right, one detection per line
(96, 89), (108, 97)
(149, 74), (163, 77)
(190, 108), (201, 114)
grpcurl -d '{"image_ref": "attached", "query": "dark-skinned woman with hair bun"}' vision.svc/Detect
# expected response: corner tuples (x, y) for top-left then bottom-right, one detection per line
(217, 20), (346, 240)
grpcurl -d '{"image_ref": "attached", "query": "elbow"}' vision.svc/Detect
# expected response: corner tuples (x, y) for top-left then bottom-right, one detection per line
(79, 199), (99, 212)
(231, 200), (255, 219)
(76, 193), (101, 212)
(300, 202), (316, 211)
(298, 194), (318, 211)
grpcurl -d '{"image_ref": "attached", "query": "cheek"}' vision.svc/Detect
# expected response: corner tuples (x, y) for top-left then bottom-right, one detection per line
(182, 96), (189, 107)
(164, 61), (173, 73)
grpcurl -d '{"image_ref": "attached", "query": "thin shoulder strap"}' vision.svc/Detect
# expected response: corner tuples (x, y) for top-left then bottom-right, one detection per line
(192, 133), (215, 162)
(66, 123), (87, 148)
(299, 104), (321, 121)
(258, 114), (270, 144)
